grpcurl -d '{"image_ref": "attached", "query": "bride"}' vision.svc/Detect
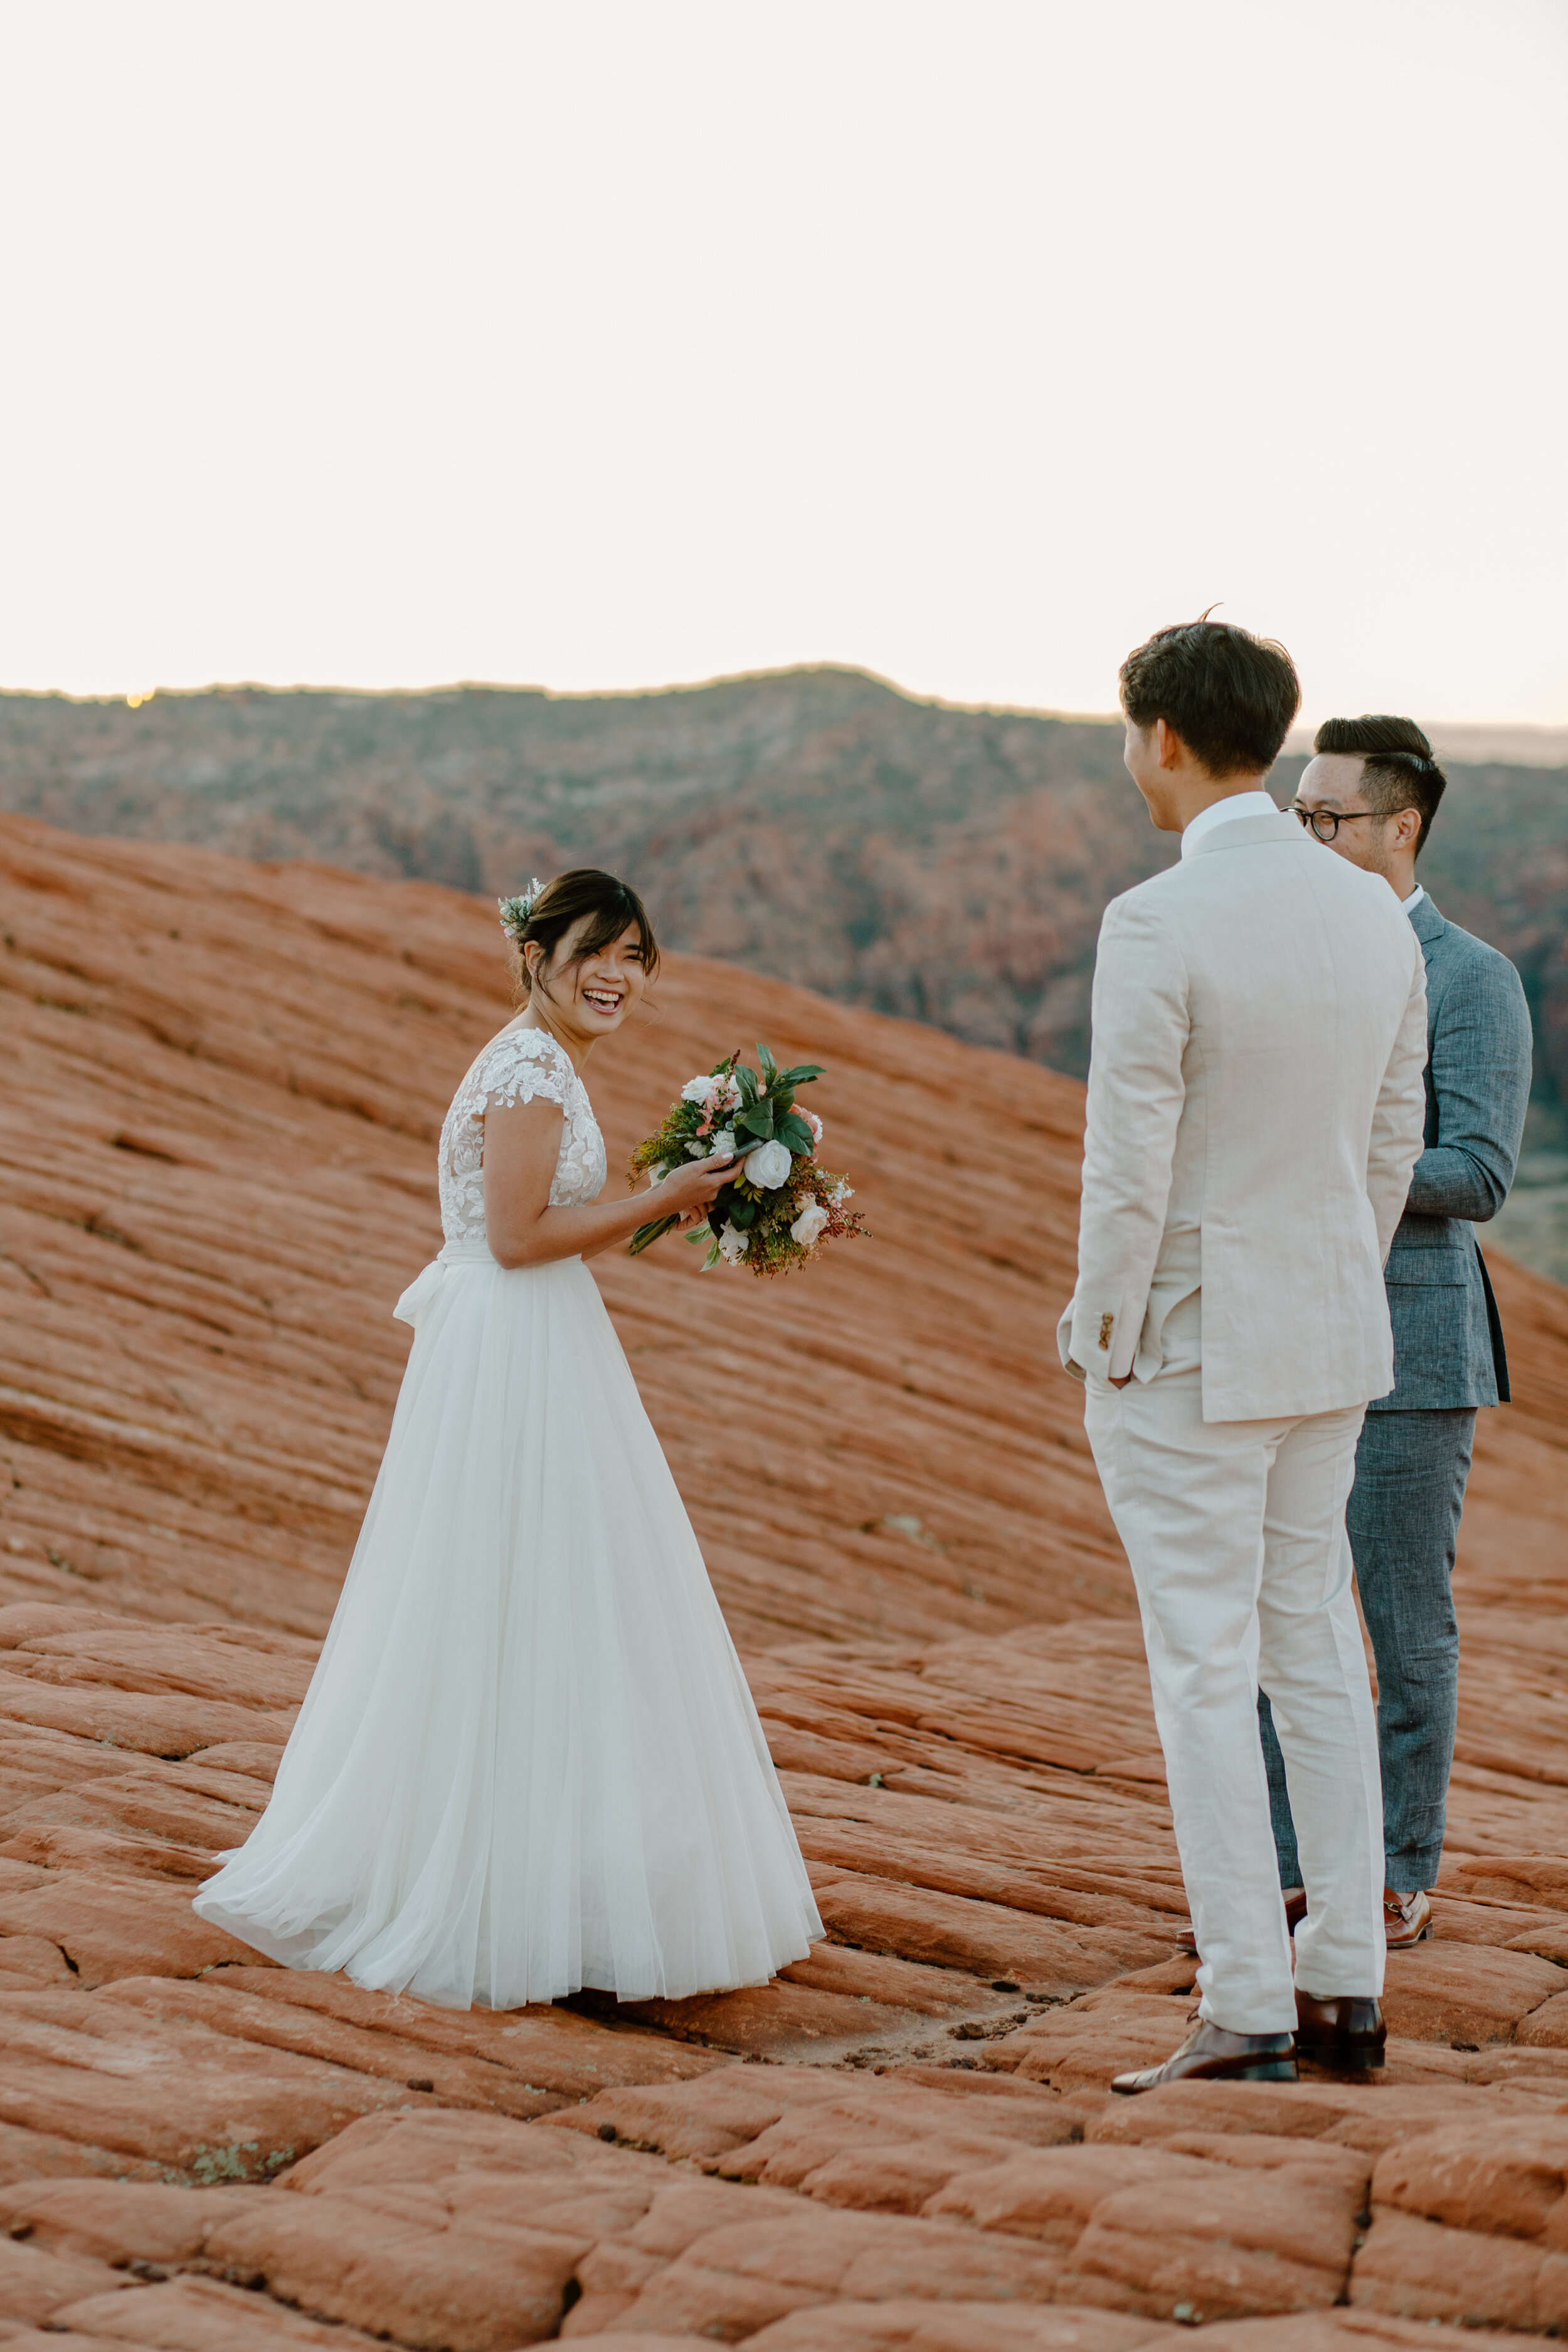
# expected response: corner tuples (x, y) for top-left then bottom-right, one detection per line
(194, 869), (822, 2009)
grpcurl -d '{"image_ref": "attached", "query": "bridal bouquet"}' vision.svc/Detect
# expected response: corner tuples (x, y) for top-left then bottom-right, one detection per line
(628, 1045), (866, 1276)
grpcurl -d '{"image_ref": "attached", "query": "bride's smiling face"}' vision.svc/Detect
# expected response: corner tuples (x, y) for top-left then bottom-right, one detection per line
(532, 916), (648, 1039)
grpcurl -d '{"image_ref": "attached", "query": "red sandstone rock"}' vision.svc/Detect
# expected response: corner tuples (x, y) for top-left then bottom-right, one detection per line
(1191, 2318), (1498, 2350)
(3, 815), (1560, 1648)
(1060, 2160), (1360, 2321)
(0, 2334), (139, 2351)
(1518, 1992), (1568, 2047)
(619, 1973), (1014, 2067)
(0, 816), (1129, 1650)
(1426, 1891), (1568, 1946)
(738, 2316), (1483, 2351)
(51, 2272), (395, 2347)
(0, 2233), (127, 2326)
(1379, 1943), (1568, 2044)
(581, 2203), (1068, 2341)
(9, 1592), (1568, 2342)
(1447, 1856), (1568, 1910)
(0, 1868), (258, 1986)
(0, 820), (1567, 2342)
(742, 2310), (1179, 2349)
(1370, 2114), (1568, 2239)
(0, 2175), (259, 2261)
(203, 1965), (729, 2093)
(545, 2069), (1083, 2221)
(810, 1872), (1173, 1993)
(1086, 2075), (1562, 2156)
(1350, 2207), (1568, 2331)
(992, 1994), (1202, 2094)
(0, 1989), (428, 2176)
(926, 2144), (1209, 2246)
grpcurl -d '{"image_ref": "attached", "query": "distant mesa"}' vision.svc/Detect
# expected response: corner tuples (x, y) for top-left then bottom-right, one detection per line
(1, 664), (1563, 1152)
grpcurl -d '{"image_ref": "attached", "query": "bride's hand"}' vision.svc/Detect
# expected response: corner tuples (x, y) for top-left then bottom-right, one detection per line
(651, 1151), (738, 1227)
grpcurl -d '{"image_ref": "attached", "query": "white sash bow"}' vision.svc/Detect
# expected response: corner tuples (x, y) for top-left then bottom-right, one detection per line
(393, 1239), (497, 1328)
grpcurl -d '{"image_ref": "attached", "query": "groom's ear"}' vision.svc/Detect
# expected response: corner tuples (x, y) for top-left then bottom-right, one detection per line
(1156, 718), (1185, 772)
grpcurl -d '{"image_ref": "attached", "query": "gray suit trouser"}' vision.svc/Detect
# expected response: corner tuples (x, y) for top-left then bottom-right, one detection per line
(1258, 1404), (1475, 1895)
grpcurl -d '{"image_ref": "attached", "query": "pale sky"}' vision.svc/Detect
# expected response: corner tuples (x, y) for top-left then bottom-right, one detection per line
(1, 1), (1564, 724)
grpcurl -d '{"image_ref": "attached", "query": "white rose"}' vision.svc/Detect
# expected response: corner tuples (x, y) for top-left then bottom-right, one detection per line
(718, 1221), (750, 1261)
(744, 1138), (793, 1190)
(681, 1075), (718, 1104)
(790, 1202), (830, 1247)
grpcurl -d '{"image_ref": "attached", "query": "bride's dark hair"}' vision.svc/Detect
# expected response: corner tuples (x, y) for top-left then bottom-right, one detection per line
(511, 869), (659, 1002)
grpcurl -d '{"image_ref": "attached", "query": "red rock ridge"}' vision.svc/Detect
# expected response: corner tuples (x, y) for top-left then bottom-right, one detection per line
(2, 812), (1568, 2345)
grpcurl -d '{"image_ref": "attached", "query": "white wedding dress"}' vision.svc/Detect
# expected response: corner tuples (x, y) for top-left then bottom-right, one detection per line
(194, 1023), (822, 2009)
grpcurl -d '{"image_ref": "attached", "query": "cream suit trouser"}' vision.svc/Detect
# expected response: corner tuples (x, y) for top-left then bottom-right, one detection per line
(1085, 1362), (1385, 2033)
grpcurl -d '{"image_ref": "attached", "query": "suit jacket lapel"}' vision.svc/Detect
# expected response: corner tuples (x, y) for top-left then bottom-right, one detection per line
(1409, 894), (1447, 950)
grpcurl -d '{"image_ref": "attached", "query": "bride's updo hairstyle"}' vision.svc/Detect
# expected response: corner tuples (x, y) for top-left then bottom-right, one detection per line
(506, 869), (660, 1005)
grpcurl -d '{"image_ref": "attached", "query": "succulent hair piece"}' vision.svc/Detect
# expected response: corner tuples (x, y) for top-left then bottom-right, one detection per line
(497, 879), (546, 941)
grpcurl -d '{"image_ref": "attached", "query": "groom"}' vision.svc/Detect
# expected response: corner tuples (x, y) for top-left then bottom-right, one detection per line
(1061, 620), (1429, 2089)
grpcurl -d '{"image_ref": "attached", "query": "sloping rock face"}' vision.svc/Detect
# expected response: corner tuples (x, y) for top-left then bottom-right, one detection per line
(0, 810), (1130, 1650)
(2, 814), (1568, 2346)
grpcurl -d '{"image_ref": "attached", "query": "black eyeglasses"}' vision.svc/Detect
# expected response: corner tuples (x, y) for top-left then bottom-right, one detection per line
(1291, 802), (1376, 844)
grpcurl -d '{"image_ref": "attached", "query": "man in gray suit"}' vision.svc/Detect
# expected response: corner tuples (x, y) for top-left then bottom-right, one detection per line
(1259, 714), (1533, 1948)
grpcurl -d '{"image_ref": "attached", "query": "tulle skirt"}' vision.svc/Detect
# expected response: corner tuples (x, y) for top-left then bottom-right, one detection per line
(193, 1240), (822, 2009)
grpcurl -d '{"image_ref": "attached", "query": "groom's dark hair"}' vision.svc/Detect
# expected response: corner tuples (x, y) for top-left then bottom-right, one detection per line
(1120, 619), (1300, 778)
(1314, 714), (1448, 856)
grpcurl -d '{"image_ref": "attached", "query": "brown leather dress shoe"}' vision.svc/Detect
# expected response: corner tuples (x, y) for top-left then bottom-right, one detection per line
(1176, 1887), (1306, 1961)
(1111, 2013), (1297, 2095)
(1295, 1989), (1385, 2072)
(1384, 1887), (1434, 1948)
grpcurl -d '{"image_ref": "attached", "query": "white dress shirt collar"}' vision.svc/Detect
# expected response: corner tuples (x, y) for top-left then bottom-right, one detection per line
(1180, 790), (1281, 859)
(1402, 883), (1426, 914)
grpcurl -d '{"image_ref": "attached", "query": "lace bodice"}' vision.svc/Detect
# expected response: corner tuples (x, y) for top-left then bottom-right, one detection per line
(438, 1027), (607, 1245)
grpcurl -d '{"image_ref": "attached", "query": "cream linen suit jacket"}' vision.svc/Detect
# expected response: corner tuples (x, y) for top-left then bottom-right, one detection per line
(1059, 810), (1429, 1422)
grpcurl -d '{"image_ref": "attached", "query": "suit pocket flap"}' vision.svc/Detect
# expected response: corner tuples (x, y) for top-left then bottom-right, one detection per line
(1385, 1247), (1473, 1285)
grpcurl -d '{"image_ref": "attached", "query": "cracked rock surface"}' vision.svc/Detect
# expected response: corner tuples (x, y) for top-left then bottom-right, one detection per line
(2, 814), (1568, 2346)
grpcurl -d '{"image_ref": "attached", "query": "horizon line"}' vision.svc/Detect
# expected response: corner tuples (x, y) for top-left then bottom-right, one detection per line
(0, 658), (1118, 728)
(1, 661), (1565, 754)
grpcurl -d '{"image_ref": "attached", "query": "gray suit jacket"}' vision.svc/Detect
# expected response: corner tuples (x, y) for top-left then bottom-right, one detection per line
(1376, 893), (1532, 1412)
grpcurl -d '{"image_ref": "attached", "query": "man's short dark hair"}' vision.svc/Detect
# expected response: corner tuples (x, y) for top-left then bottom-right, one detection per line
(1313, 713), (1448, 856)
(1119, 619), (1300, 779)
